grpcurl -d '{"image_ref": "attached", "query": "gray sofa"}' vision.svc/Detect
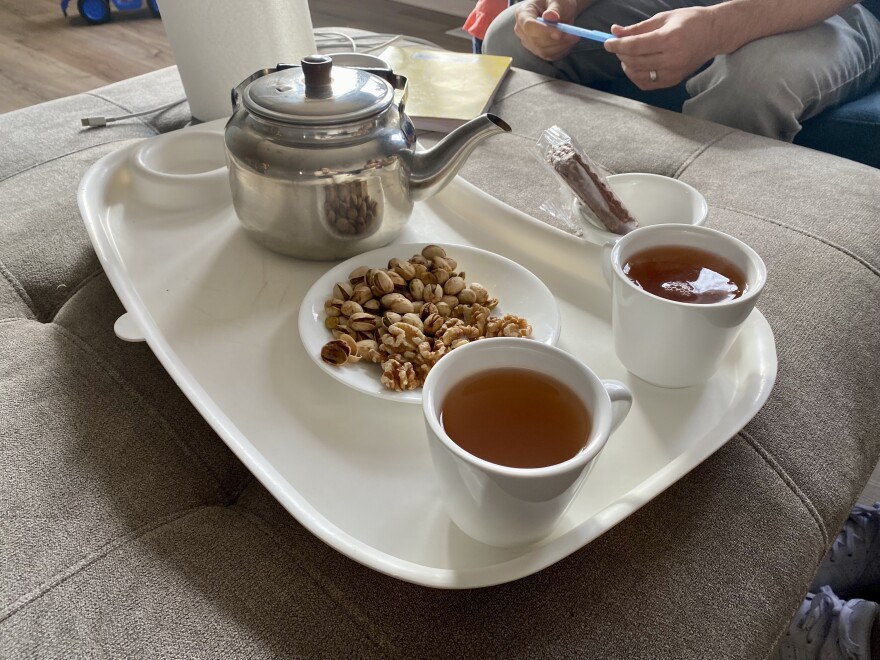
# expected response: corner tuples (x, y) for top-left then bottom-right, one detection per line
(2, 60), (879, 659)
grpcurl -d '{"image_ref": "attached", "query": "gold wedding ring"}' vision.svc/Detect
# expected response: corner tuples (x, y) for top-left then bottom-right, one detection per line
(649, 70), (658, 83)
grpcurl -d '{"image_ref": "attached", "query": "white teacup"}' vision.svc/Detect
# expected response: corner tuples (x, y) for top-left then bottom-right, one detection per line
(606, 224), (767, 388)
(422, 338), (632, 547)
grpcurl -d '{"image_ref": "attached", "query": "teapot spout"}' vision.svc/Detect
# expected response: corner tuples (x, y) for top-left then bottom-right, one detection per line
(409, 114), (511, 202)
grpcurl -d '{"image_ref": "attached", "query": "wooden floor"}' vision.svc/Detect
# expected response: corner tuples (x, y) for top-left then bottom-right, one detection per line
(0, 0), (470, 114)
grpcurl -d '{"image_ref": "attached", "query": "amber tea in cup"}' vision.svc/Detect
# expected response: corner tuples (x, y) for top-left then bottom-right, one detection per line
(623, 245), (747, 304)
(440, 367), (592, 469)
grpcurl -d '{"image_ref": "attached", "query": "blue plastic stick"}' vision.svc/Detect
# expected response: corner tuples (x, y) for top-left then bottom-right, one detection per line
(536, 18), (614, 43)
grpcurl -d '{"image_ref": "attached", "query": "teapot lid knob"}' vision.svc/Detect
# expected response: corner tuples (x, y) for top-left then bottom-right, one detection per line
(302, 55), (333, 98)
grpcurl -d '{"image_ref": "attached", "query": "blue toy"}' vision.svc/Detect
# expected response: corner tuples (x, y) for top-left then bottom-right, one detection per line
(61, 0), (160, 25)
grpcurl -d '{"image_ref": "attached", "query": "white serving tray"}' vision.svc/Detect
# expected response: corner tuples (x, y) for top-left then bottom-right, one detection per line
(78, 121), (777, 589)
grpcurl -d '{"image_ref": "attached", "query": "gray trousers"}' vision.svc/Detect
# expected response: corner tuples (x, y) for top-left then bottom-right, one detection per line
(483, 1), (880, 141)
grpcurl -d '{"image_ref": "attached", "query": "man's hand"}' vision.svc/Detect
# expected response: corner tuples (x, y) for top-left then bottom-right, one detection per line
(604, 7), (717, 89)
(514, 0), (583, 61)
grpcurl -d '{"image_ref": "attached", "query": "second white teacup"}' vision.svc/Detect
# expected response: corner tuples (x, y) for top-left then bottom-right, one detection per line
(422, 338), (632, 548)
(606, 224), (767, 388)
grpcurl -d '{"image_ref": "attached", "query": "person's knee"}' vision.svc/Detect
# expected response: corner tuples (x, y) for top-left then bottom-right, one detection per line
(684, 44), (808, 140)
(482, 6), (547, 70)
(483, 6), (520, 58)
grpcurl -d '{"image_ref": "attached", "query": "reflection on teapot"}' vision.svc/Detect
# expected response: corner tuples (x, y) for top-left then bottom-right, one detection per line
(224, 55), (511, 261)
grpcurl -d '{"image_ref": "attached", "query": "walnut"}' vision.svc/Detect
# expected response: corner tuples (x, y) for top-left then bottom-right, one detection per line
(415, 340), (448, 366)
(381, 359), (421, 391)
(356, 339), (383, 363)
(439, 324), (469, 347)
(382, 322), (427, 352)
(486, 314), (532, 338)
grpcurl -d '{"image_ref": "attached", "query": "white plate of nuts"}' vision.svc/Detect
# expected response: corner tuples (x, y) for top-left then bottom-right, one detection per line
(298, 243), (562, 403)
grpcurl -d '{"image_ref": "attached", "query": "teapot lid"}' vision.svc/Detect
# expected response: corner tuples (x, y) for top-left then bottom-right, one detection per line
(242, 55), (395, 125)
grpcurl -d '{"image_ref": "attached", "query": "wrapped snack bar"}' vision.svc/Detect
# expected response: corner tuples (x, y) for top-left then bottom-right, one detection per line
(536, 126), (639, 235)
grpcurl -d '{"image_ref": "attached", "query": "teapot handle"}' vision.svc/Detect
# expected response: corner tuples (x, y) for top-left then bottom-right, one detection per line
(354, 69), (409, 114)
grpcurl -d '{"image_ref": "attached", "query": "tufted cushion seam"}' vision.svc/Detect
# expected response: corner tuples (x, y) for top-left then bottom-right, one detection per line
(230, 504), (399, 656)
(0, 259), (37, 321)
(44, 267), (105, 324)
(738, 429), (829, 547)
(0, 138), (146, 186)
(672, 128), (739, 178)
(493, 76), (559, 104)
(714, 204), (880, 278)
(0, 506), (206, 623)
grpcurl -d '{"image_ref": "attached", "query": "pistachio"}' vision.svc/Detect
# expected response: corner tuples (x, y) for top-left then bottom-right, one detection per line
(457, 287), (477, 305)
(401, 313), (423, 329)
(386, 270), (408, 293)
(337, 332), (359, 360)
(381, 293), (414, 314)
(435, 301), (452, 317)
(423, 283), (443, 304)
(331, 325), (356, 340)
(349, 312), (380, 332)
(369, 269), (394, 297)
(382, 311), (403, 328)
(441, 295), (460, 308)
(409, 255), (429, 267)
(348, 265), (370, 285)
(333, 281), (354, 301)
(423, 312), (444, 336)
(432, 256), (456, 272)
(470, 282), (489, 304)
(363, 298), (382, 313)
(390, 258), (416, 281)
(443, 276), (466, 296)
(350, 284), (373, 305)
(324, 316), (340, 330)
(417, 271), (438, 286)
(433, 268), (451, 286)
(340, 300), (363, 317)
(320, 340), (351, 366)
(420, 302), (438, 320)
(324, 298), (344, 317)
(408, 278), (425, 301)
(421, 244), (447, 260)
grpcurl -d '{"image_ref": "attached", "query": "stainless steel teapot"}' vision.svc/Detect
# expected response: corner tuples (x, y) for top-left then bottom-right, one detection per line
(224, 55), (511, 260)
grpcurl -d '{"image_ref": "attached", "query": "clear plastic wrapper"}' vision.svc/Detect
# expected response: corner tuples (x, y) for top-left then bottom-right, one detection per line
(534, 126), (639, 236)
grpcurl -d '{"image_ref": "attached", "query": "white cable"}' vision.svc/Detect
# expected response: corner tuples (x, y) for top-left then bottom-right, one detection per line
(81, 98), (187, 128)
(313, 29), (442, 54)
(313, 30), (357, 51)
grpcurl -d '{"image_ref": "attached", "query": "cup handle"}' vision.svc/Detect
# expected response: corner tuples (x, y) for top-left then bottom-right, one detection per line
(601, 379), (632, 433)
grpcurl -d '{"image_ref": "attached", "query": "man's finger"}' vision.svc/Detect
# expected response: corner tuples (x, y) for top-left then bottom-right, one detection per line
(605, 31), (664, 56)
